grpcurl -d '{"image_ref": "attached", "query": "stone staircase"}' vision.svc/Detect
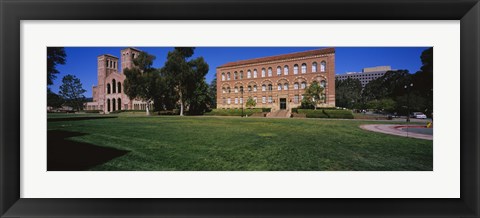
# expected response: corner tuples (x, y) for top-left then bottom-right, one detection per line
(267, 109), (290, 118)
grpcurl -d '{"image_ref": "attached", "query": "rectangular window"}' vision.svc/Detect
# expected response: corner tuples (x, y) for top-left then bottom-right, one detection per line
(227, 98), (231, 104)
(268, 96), (272, 103)
(235, 98), (238, 104)
(294, 95), (299, 104)
(262, 96), (266, 103)
(240, 98), (243, 104)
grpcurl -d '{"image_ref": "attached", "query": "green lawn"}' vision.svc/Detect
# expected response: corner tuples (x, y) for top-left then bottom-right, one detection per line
(47, 115), (433, 171)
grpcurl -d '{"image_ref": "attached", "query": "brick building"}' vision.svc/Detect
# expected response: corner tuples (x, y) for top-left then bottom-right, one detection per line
(85, 48), (153, 114)
(216, 48), (336, 111)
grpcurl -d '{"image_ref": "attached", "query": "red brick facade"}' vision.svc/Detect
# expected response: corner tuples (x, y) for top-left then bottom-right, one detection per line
(216, 48), (335, 111)
(85, 48), (153, 114)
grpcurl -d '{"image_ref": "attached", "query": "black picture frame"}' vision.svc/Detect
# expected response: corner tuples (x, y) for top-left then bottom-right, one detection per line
(1, 0), (478, 217)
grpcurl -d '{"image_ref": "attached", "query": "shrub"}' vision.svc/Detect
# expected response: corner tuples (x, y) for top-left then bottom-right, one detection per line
(205, 108), (264, 116)
(158, 110), (180, 115)
(82, 110), (101, 114)
(261, 108), (271, 112)
(296, 109), (353, 119)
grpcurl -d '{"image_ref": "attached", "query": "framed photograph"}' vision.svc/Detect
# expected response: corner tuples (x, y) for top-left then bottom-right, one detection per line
(1, 0), (478, 217)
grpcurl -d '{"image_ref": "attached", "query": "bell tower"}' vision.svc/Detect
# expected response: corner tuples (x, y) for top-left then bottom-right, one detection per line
(120, 47), (141, 72)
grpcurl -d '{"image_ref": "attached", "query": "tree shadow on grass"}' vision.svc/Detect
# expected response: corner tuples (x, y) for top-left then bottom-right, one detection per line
(48, 130), (129, 171)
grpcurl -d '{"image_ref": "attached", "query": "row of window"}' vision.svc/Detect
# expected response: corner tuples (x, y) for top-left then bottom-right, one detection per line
(106, 98), (122, 112)
(106, 60), (117, 69)
(221, 61), (327, 81)
(221, 95), (306, 105)
(106, 79), (122, 94)
(221, 81), (325, 94)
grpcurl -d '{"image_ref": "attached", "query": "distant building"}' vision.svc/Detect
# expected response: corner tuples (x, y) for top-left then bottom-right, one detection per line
(85, 48), (152, 114)
(335, 66), (395, 87)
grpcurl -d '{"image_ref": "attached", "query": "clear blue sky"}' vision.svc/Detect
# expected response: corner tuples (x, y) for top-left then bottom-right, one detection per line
(52, 47), (430, 97)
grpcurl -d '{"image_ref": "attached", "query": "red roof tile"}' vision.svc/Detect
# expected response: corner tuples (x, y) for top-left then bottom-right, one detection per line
(218, 48), (335, 68)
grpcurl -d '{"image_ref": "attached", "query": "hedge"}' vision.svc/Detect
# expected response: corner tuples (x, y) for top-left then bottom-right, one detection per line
(205, 108), (266, 116)
(296, 109), (354, 119)
(81, 110), (101, 114)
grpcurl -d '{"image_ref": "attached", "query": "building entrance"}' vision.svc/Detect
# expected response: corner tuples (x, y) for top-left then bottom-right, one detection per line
(280, 98), (287, 110)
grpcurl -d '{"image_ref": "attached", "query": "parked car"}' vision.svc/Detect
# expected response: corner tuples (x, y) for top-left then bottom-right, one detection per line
(411, 112), (427, 119)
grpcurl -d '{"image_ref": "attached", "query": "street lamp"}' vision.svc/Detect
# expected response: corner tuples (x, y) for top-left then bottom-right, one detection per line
(404, 83), (413, 122)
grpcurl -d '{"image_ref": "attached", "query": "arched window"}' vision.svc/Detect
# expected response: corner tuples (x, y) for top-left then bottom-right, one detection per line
(284, 83), (289, 90)
(240, 86), (244, 93)
(261, 68), (266, 77)
(276, 66), (281, 76)
(293, 64), (299, 74)
(278, 84), (282, 91)
(221, 73), (225, 81)
(262, 84), (266, 91)
(227, 87), (231, 93)
(234, 86), (238, 93)
(118, 82), (121, 93)
(253, 69), (258, 78)
(294, 82), (299, 90)
(227, 72), (231, 80)
(312, 62), (318, 72)
(222, 88), (226, 94)
(234, 72), (238, 80)
(301, 82), (307, 89)
(112, 79), (116, 93)
(107, 83), (111, 94)
(247, 70), (251, 78)
(112, 98), (116, 111)
(268, 84), (273, 91)
(248, 85), (252, 92)
(268, 68), (273, 77)
(320, 80), (326, 88)
(301, 63), (307, 74)
(240, 71), (244, 79)
(253, 85), (257, 92)
(284, 65), (289, 75)
(118, 98), (122, 110)
(321, 61), (326, 72)
(107, 99), (111, 112)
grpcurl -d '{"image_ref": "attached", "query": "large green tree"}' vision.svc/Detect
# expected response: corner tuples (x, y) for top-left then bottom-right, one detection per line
(209, 75), (217, 109)
(47, 89), (64, 109)
(58, 74), (86, 111)
(411, 48), (433, 116)
(335, 77), (363, 109)
(162, 47), (210, 116)
(47, 47), (67, 86)
(123, 51), (161, 115)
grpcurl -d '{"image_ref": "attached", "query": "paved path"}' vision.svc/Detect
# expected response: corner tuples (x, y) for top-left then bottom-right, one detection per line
(360, 124), (433, 140)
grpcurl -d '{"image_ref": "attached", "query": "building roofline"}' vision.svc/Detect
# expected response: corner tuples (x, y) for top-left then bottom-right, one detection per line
(217, 47), (335, 69)
(122, 47), (142, 52)
(98, 54), (119, 58)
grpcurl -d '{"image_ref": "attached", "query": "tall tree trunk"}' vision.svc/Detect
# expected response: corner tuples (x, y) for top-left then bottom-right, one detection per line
(179, 92), (184, 116)
(146, 101), (150, 116)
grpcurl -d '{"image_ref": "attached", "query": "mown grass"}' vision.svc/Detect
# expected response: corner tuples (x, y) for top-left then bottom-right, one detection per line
(47, 115), (433, 171)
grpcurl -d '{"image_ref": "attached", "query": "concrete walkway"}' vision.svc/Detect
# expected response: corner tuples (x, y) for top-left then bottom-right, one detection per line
(360, 124), (433, 140)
